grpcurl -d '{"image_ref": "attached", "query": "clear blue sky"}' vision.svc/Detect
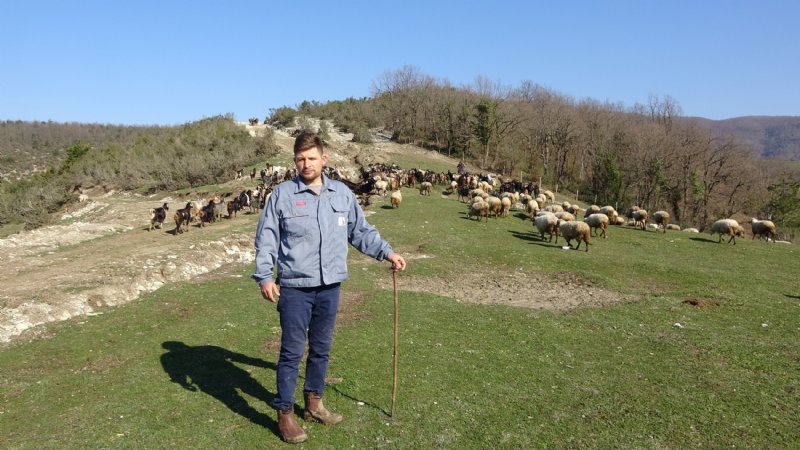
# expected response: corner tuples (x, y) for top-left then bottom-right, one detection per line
(2, 1), (798, 125)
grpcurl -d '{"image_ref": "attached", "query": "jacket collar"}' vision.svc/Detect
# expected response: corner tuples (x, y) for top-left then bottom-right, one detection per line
(292, 174), (338, 194)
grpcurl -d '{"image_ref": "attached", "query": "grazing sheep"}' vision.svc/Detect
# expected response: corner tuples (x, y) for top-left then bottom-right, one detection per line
(544, 204), (564, 213)
(535, 193), (548, 206)
(665, 224), (681, 231)
(533, 212), (560, 242)
(390, 190), (402, 208)
(543, 190), (555, 203)
(710, 219), (745, 244)
(653, 211), (670, 233)
(559, 221), (591, 252)
(468, 198), (489, 221)
(561, 201), (572, 210)
(566, 204), (581, 216)
(584, 213), (609, 238)
(469, 188), (487, 201)
(500, 196), (512, 217)
(584, 204), (601, 219)
(682, 227), (700, 233)
(554, 211), (576, 222)
(750, 218), (776, 242)
(486, 196), (503, 218)
(419, 181), (433, 196)
(631, 209), (649, 230)
(599, 206), (619, 224)
(525, 199), (540, 217)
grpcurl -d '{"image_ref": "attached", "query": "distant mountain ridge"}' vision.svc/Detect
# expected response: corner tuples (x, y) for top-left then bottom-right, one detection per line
(686, 116), (800, 160)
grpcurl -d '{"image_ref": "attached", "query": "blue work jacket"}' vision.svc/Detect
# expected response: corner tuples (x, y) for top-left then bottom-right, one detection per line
(252, 175), (393, 287)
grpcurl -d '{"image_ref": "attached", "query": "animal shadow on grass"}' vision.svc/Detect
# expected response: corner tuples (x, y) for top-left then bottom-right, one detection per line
(689, 236), (725, 244)
(160, 341), (280, 434)
(512, 212), (529, 220)
(785, 294), (800, 300)
(509, 230), (561, 249)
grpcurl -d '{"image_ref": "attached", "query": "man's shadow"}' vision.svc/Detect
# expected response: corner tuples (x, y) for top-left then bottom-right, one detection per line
(160, 341), (279, 433)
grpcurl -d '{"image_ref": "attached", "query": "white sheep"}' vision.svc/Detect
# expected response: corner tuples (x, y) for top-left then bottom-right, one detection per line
(559, 221), (592, 252)
(533, 212), (560, 242)
(584, 205), (601, 219)
(554, 211), (576, 222)
(666, 224), (681, 231)
(374, 179), (389, 196)
(419, 181), (433, 196)
(584, 213), (609, 238)
(486, 196), (503, 218)
(682, 227), (700, 233)
(500, 196), (512, 217)
(544, 204), (564, 213)
(566, 204), (581, 216)
(710, 219), (745, 244)
(631, 209), (649, 230)
(467, 198), (489, 221)
(525, 199), (540, 217)
(390, 190), (402, 208)
(543, 190), (555, 203)
(750, 218), (776, 242)
(469, 188), (487, 201)
(599, 206), (619, 224)
(653, 211), (670, 233)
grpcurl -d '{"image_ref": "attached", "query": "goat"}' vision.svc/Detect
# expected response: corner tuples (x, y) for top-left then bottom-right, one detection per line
(174, 202), (193, 234)
(148, 203), (169, 231)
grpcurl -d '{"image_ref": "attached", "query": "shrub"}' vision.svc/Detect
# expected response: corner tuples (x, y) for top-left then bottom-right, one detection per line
(349, 122), (373, 144)
(269, 106), (297, 128)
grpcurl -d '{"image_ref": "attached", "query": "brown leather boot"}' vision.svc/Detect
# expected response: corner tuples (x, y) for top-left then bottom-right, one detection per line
(303, 391), (343, 425)
(277, 408), (307, 444)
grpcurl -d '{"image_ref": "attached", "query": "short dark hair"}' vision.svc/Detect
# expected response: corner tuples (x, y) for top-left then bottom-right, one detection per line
(293, 130), (324, 154)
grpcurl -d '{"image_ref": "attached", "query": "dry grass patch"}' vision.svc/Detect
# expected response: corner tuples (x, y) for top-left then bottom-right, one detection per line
(375, 267), (638, 311)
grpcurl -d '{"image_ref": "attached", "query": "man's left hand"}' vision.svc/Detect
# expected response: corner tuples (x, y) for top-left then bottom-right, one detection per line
(387, 253), (406, 271)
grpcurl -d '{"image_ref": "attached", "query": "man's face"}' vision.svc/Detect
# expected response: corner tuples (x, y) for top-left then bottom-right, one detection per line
(294, 146), (327, 185)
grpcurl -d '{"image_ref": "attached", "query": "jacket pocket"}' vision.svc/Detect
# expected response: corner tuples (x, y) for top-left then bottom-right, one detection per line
(281, 213), (314, 238)
(330, 195), (350, 213)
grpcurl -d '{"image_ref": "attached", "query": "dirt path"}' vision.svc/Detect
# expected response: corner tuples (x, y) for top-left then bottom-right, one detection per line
(0, 190), (260, 344)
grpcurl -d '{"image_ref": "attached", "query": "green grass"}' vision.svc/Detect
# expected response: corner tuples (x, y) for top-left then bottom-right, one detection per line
(1, 189), (798, 449)
(0, 222), (24, 239)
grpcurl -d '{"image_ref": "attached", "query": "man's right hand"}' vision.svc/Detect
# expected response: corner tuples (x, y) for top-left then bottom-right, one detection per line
(260, 282), (280, 303)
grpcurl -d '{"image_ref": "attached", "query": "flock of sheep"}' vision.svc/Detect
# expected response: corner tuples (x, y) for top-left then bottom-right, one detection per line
(386, 180), (780, 252)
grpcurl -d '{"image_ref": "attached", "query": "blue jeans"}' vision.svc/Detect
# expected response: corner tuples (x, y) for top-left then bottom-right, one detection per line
(272, 283), (340, 410)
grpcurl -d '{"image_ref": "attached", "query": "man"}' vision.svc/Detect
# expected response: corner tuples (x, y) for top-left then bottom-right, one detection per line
(252, 131), (406, 444)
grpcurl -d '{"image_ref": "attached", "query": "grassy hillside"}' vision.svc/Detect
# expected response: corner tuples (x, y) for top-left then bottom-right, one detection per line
(1, 184), (797, 448)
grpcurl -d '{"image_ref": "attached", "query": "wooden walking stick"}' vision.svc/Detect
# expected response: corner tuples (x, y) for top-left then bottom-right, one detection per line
(391, 268), (399, 417)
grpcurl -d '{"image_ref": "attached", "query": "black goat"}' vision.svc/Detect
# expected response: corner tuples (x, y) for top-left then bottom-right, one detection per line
(148, 203), (169, 231)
